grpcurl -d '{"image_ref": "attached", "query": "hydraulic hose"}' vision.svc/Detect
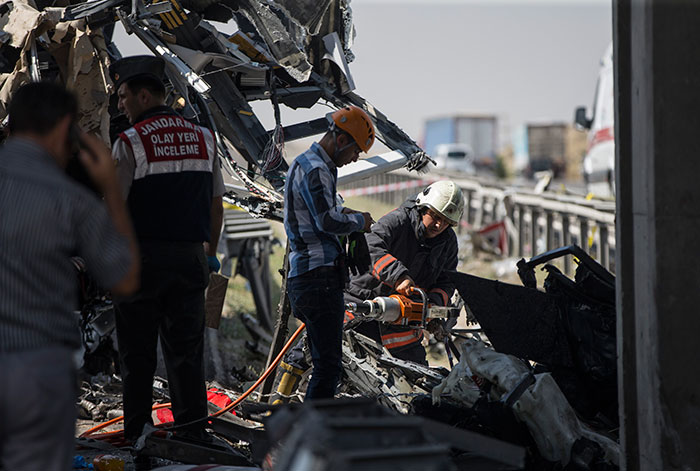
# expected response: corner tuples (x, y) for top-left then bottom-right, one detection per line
(80, 323), (306, 439)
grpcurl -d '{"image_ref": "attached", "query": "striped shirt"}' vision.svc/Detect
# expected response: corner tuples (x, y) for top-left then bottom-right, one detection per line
(284, 142), (364, 277)
(0, 138), (131, 352)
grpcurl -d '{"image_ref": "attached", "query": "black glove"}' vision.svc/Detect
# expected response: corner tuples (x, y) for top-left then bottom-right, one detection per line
(344, 232), (371, 276)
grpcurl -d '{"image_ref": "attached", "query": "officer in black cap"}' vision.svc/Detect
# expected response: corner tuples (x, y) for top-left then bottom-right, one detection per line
(108, 56), (165, 144)
(109, 55), (225, 443)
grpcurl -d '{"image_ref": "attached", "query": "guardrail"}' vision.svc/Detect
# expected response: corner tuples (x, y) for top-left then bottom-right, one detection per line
(339, 170), (616, 274)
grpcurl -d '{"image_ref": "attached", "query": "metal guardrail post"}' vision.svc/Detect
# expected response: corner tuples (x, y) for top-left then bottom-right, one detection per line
(562, 213), (572, 275)
(517, 204), (525, 258)
(490, 196), (499, 225)
(545, 210), (555, 251)
(599, 224), (610, 269)
(465, 189), (475, 226)
(579, 217), (590, 254)
(505, 197), (515, 257)
(475, 193), (485, 229)
(530, 206), (540, 257)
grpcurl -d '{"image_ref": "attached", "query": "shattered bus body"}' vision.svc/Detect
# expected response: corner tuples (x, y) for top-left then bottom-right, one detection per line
(0, 0), (434, 378)
(421, 245), (619, 469)
(0, 0), (432, 219)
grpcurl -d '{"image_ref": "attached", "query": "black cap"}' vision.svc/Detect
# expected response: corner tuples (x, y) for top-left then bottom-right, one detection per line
(109, 55), (165, 90)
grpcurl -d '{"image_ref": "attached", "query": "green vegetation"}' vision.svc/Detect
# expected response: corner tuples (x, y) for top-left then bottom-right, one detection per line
(494, 154), (510, 179)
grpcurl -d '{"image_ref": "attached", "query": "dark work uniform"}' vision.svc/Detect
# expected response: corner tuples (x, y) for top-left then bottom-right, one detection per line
(112, 106), (222, 439)
(284, 199), (458, 372)
(345, 199), (459, 365)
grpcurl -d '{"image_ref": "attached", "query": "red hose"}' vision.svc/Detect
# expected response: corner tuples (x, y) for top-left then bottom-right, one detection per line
(210, 322), (305, 418)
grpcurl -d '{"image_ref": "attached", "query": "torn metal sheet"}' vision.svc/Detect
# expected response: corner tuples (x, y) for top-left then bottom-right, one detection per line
(264, 398), (525, 471)
(513, 372), (619, 467)
(337, 150), (409, 185)
(136, 430), (253, 466)
(0, 1), (59, 116)
(4, 0), (433, 218)
(179, 0), (340, 83)
(340, 333), (419, 414)
(269, 0), (335, 37)
(226, 0), (313, 83)
(435, 338), (619, 468)
(322, 31), (355, 92)
(449, 257), (618, 426)
(0, 0), (111, 139)
(431, 350), (479, 408)
(448, 271), (574, 368)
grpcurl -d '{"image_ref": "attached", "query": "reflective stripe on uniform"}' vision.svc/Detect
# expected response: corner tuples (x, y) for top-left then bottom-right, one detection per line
(344, 310), (355, 323)
(372, 254), (397, 280)
(381, 329), (423, 350)
(123, 128), (149, 180)
(430, 288), (449, 306)
(201, 127), (216, 165)
(121, 116), (215, 181)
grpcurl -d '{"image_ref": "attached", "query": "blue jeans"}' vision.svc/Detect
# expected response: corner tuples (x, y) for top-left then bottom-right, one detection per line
(288, 266), (345, 400)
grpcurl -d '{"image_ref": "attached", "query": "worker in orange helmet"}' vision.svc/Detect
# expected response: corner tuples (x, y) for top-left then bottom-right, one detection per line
(283, 105), (375, 400)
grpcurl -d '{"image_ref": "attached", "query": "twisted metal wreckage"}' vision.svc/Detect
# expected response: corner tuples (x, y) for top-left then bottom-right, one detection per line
(1, 0), (621, 469)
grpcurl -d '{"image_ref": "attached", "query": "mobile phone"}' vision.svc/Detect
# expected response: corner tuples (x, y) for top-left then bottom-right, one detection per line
(69, 122), (81, 156)
(66, 123), (100, 194)
(69, 123), (98, 163)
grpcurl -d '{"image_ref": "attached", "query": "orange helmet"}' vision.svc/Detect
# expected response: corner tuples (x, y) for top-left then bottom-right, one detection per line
(329, 106), (375, 153)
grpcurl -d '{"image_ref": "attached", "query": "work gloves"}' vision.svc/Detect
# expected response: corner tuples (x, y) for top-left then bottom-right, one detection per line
(207, 255), (221, 273)
(341, 232), (371, 277)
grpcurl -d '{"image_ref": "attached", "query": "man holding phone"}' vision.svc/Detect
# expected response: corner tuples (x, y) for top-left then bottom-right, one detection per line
(0, 82), (139, 471)
(109, 55), (225, 443)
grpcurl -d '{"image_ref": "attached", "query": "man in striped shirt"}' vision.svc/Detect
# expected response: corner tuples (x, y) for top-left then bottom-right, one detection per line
(0, 82), (139, 471)
(284, 106), (375, 399)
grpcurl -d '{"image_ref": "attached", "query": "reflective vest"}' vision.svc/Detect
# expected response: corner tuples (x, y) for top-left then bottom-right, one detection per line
(381, 328), (424, 351)
(119, 112), (217, 242)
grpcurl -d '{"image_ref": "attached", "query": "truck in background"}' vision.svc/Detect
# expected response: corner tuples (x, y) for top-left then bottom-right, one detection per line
(526, 122), (587, 181)
(423, 115), (498, 173)
(575, 43), (615, 198)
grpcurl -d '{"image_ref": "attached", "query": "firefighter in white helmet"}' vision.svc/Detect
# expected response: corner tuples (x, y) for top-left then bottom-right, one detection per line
(343, 180), (464, 364)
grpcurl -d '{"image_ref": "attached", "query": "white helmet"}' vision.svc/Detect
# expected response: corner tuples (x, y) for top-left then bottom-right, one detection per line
(415, 181), (464, 226)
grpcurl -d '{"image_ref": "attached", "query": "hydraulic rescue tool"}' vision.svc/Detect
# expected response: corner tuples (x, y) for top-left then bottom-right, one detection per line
(344, 287), (459, 329)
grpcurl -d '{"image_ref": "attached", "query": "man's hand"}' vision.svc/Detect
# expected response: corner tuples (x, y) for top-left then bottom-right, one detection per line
(78, 132), (120, 194)
(395, 275), (415, 295)
(207, 255), (221, 273)
(360, 212), (374, 232)
(80, 131), (139, 295)
(344, 207), (374, 232)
